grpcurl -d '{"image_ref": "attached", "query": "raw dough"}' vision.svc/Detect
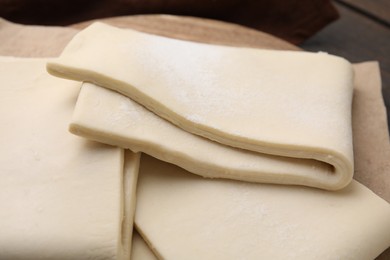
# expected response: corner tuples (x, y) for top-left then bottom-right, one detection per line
(135, 154), (390, 260)
(131, 230), (158, 260)
(71, 82), (340, 190)
(122, 151), (141, 259)
(47, 22), (354, 190)
(0, 57), (139, 260)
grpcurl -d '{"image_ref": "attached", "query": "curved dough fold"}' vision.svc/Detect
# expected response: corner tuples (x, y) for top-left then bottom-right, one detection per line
(71, 83), (338, 190)
(48, 22), (354, 190)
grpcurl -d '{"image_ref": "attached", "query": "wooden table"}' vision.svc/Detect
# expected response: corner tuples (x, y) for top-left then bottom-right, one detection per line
(301, 0), (390, 128)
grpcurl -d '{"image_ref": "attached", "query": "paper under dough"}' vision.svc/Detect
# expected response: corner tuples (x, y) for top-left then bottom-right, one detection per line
(135, 154), (390, 260)
(70, 82), (341, 190)
(0, 57), (140, 260)
(47, 22), (354, 190)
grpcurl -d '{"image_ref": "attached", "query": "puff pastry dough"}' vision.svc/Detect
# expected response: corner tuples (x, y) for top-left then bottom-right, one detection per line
(0, 58), (139, 260)
(131, 230), (157, 260)
(136, 155), (390, 260)
(48, 22), (354, 190)
(70, 82), (339, 189)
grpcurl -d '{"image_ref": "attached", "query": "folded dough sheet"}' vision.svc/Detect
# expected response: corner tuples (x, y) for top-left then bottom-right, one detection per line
(131, 62), (390, 259)
(0, 57), (140, 260)
(135, 154), (390, 260)
(48, 22), (354, 190)
(66, 65), (390, 258)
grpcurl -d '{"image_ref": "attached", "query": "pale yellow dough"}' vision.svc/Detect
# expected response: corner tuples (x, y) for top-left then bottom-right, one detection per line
(122, 151), (141, 259)
(136, 155), (390, 260)
(131, 230), (158, 260)
(47, 23), (353, 189)
(71, 83), (338, 189)
(0, 57), (140, 260)
(47, 22), (354, 190)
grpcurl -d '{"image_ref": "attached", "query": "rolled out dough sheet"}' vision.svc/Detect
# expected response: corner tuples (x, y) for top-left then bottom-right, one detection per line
(47, 22), (354, 190)
(136, 154), (390, 260)
(70, 82), (338, 190)
(0, 57), (140, 260)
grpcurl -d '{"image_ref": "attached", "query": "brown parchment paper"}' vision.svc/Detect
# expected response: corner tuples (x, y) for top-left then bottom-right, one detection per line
(0, 16), (389, 257)
(352, 63), (390, 202)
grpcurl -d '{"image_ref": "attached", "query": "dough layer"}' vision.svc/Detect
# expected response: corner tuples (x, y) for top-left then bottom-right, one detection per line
(0, 57), (138, 260)
(131, 230), (158, 260)
(48, 22), (354, 190)
(120, 151), (140, 259)
(71, 82), (338, 190)
(136, 155), (390, 260)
